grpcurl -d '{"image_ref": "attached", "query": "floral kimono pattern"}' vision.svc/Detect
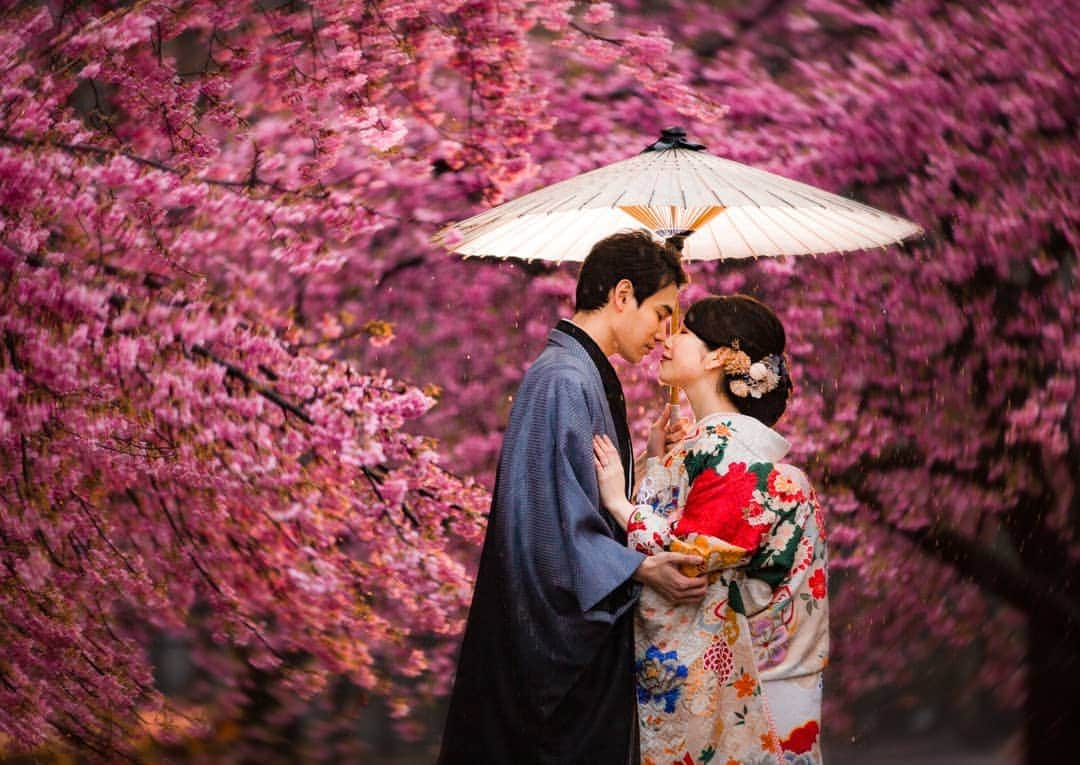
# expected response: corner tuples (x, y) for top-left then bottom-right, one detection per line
(630, 413), (829, 765)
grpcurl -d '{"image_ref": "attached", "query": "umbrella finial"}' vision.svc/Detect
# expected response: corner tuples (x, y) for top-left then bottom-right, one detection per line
(643, 127), (706, 153)
(663, 231), (694, 253)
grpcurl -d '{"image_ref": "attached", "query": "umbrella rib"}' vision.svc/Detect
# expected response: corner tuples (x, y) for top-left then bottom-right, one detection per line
(691, 160), (732, 209)
(740, 208), (787, 256)
(777, 181), (914, 228)
(677, 155), (688, 208)
(506, 214), (575, 261)
(732, 185), (763, 208)
(467, 217), (530, 258)
(778, 207), (865, 252)
(785, 207), (881, 251)
(727, 213), (763, 258)
(699, 213), (728, 260)
(627, 150), (663, 209)
(763, 190), (799, 209)
(756, 206), (830, 253)
(551, 218), (608, 261)
(722, 160), (778, 207)
(620, 205), (663, 230)
(825, 206), (915, 247)
(729, 160), (872, 215)
(778, 186), (851, 212)
(733, 162), (851, 209)
(687, 206), (725, 230)
(649, 147), (675, 210)
(574, 188), (609, 211)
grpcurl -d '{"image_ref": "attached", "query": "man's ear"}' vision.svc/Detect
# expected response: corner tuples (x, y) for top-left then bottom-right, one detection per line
(611, 279), (635, 311)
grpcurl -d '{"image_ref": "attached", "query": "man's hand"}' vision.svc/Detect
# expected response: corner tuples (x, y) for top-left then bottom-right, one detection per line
(633, 552), (709, 604)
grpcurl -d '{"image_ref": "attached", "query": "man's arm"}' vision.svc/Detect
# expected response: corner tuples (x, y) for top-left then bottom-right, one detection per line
(545, 371), (647, 617)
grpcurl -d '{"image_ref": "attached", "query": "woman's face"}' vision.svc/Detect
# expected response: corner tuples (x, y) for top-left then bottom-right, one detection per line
(658, 326), (713, 387)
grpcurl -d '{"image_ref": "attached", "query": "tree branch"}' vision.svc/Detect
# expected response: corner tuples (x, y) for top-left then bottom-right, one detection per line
(832, 461), (1080, 633)
(0, 133), (402, 223)
(899, 521), (1080, 633)
(190, 344), (314, 425)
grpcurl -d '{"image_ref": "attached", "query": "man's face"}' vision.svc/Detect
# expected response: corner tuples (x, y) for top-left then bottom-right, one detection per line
(613, 282), (681, 364)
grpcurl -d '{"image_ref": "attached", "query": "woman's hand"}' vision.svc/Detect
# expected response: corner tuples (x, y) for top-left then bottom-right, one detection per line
(646, 403), (692, 459)
(593, 434), (634, 528)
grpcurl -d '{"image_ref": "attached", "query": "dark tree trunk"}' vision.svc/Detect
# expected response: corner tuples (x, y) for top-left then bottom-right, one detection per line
(1026, 611), (1080, 764)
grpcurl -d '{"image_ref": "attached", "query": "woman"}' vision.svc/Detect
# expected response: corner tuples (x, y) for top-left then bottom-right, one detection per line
(594, 295), (828, 765)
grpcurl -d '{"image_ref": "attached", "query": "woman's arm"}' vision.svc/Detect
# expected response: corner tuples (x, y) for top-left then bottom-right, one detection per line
(593, 434), (637, 530)
(594, 435), (674, 555)
(741, 467), (824, 616)
(595, 435), (706, 598)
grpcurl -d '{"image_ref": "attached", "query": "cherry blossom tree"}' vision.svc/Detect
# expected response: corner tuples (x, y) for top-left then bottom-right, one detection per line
(742, 6), (1077, 761)
(642, 6), (1076, 762)
(1, 1), (1074, 763)
(0, 0), (710, 759)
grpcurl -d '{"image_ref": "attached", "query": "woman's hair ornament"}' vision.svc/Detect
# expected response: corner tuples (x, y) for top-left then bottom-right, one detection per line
(725, 352), (786, 399)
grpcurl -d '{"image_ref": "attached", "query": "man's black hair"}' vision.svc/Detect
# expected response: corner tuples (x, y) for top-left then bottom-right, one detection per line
(575, 230), (688, 311)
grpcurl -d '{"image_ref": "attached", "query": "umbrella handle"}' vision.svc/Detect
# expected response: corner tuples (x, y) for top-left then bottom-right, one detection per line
(664, 239), (684, 429)
(667, 388), (681, 426)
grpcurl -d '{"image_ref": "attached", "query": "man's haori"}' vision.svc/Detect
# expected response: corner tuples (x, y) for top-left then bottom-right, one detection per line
(438, 324), (645, 765)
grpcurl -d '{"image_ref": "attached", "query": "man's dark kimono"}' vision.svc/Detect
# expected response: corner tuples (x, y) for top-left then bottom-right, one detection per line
(438, 321), (646, 764)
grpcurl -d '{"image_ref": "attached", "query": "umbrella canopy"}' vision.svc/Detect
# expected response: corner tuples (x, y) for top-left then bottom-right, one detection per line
(434, 127), (922, 262)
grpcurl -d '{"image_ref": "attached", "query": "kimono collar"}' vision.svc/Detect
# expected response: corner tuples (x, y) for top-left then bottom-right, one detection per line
(554, 319), (618, 385)
(553, 319), (634, 493)
(697, 411), (791, 462)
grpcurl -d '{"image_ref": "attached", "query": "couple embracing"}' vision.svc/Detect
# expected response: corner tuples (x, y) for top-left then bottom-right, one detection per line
(439, 231), (828, 765)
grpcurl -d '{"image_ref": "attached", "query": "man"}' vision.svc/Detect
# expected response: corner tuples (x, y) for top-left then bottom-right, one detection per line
(438, 230), (709, 764)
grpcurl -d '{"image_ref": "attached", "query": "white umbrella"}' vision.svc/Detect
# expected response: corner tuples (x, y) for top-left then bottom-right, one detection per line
(434, 127), (922, 409)
(433, 127), (921, 262)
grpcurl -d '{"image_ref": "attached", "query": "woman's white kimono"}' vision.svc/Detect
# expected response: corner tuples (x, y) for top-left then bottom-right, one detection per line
(630, 412), (829, 765)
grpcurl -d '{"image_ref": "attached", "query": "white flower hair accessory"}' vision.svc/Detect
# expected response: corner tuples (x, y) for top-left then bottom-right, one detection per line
(725, 349), (786, 399)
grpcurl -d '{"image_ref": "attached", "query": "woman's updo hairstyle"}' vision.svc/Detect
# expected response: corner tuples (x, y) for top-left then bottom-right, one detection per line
(682, 294), (791, 426)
